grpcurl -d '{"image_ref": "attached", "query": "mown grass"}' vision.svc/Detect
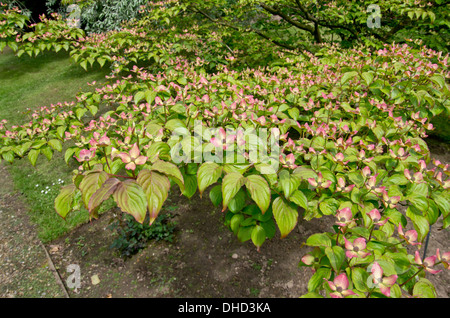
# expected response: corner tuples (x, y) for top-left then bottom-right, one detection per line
(0, 47), (110, 242)
(0, 47), (107, 125)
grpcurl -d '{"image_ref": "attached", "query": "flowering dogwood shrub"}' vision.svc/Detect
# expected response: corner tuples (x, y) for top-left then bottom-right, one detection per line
(0, 2), (28, 52)
(0, 2), (449, 298)
(0, 3), (85, 57)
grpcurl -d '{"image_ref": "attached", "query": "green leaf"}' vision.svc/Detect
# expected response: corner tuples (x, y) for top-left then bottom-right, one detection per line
(55, 184), (77, 219)
(245, 175), (271, 214)
(406, 206), (430, 242)
(97, 57), (106, 68)
(185, 163), (198, 175)
(105, 158), (123, 175)
(177, 77), (187, 85)
(113, 180), (148, 224)
(14, 142), (32, 157)
(40, 146), (53, 161)
(182, 173), (197, 199)
(146, 141), (170, 162)
(79, 171), (109, 209)
(222, 164), (252, 175)
(386, 173), (408, 186)
(87, 105), (98, 116)
(319, 198), (339, 216)
(413, 278), (437, 298)
(390, 284), (402, 298)
(1, 151), (14, 164)
(341, 71), (358, 85)
(197, 162), (223, 196)
(366, 240), (386, 254)
(361, 72), (374, 86)
(375, 259), (397, 277)
(88, 178), (120, 218)
(288, 108), (300, 120)
(425, 199), (440, 225)
(279, 169), (301, 199)
(48, 139), (62, 152)
(325, 246), (345, 273)
(430, 74), (445, 89)
(251, 225), (266, 252)
(165, 118), (187, 133)
(137, 169), (170, 225)
(292, 166), (317, 180)
(407, 182), (429, 198)
(237, 226), (253, 243)
(209, 185), (222, 207)
(228, 188), (246, 213)
(306, 233), (332, 247)
(230, 214), (244, 235)
(261, 219), (276, 239)
(222, 172), (245, 212)
(383, 208), (406, 227)
(28, 149), (39, 167)
(134, 91), (146, 105)
(351, 267), (369, 292)
(289, 189), (308, 210)
(151, 160), (184, 191)
(385, 252), (411, 275)
(145, 89), (157, 104)
(272, 197), (298, 239)
(347, 171), (364, 187)
(308, 267), (331, 292)
(443, 214), (450, 229)
(431, 192), (450, 217)
(408, 195), (429, 213)
(351, 187), (362, 204)
(349, 227), (370, 240)
(56, 126), (66, 139)
(75, 107), (87, 120)
(80, 60), (88, 71)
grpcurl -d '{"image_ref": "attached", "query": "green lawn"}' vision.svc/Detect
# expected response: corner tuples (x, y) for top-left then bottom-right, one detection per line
(0, 47), (107, 125)
(0, 47), (110, 242)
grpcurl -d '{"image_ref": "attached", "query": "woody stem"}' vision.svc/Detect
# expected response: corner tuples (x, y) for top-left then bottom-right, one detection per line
(399, 267), (424, 287)
(102, 147), (111, 172)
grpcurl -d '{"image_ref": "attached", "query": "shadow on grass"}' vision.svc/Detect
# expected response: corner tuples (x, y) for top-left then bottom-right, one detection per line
(0, 47), (110, 125)
(0, 47), (108, 82)
(429, 113), (450, 144)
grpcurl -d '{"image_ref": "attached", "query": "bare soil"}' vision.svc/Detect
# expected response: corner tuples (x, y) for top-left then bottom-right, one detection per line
(45, 190), (330, 298)
(0, 140), (449, 298)
(0, 164), (64, 298)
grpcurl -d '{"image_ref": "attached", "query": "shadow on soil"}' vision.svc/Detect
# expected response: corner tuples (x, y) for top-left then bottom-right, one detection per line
(47, 186), (334, 298)
(47, 181), (450, 298)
